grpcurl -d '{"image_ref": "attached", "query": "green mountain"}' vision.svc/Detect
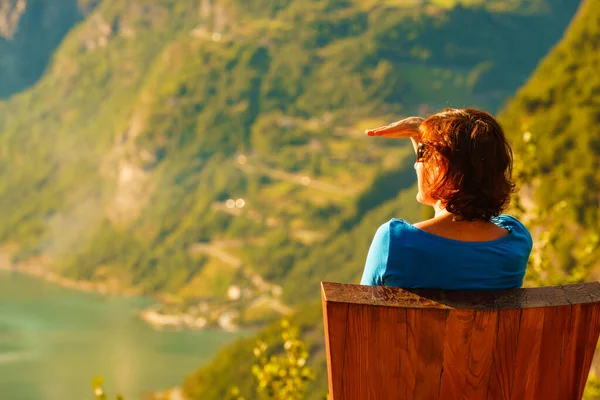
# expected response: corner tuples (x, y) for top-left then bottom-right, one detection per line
(0, 0), (588, 396)
(183, 1), (600, 398)
(185, 1), (600, 399)
(499, 0), (600, 285)
(0, 0), (579, 329)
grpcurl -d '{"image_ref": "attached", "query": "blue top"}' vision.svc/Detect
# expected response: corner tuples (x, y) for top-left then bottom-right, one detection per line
(360, 214), (532, 290)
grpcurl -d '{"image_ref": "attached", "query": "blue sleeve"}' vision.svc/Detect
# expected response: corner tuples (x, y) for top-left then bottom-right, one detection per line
(360, 222), (390, 285)
(495, 214), (533, 250)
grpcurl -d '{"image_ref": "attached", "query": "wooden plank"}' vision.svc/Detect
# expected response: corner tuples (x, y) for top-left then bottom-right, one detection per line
(407, 308), (448, 400)
(341, 304), (410, 400)
(559, 303), (592, 399)
(563, 282), (600, 304)
(463, 310), (499, 398)
(487, 308), (521, 400)
(533, 305), (571, 400)
(322, 292), (349, 400)
(576, 303), (600, 398)
(323, 281), (449, 310)
(439, 310), (476, 400)
(442, 289), (519, 311)
(558, 302), (600, 399)
(510, 308), (546, 400)
(321, 282), (600, 310)
(341, 304), (376, 399)
(398, 307), (416, 400)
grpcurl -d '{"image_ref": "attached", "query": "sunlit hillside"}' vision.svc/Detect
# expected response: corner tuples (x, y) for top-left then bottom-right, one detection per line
(1, 0), (596, 398)
(0, 0), (579, 333)
(500, 0), (600, 286)
(183, 1), (600, 398)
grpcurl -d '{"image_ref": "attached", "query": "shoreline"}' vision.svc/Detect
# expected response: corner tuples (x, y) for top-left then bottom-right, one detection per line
(0, 249), (243, 331)
(0, 263), (142, 296)
(0, 250), (141, 296)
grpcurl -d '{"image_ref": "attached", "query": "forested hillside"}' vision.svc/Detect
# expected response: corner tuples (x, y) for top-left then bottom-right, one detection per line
(185, 1), (600, 398)
(0, 0), (579, 332)
(0, 1), (591, 397)
(499, 0), (600, 286)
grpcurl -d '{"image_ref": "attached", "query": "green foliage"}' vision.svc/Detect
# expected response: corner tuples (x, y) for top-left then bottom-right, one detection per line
(0, 0), (574, 319)
(184, 303), (327, 400)
(0, 1), (594, 398)
(500, 0), (600, 286)
(90, 377), (123, 400)
(497, 5), (600, 392)
(222, 319), (317, 400)
(183, 0), (600, 396)
(251, 319), (315, 400)
(0, 0), (578, 316)
(584, 372), (600, 400)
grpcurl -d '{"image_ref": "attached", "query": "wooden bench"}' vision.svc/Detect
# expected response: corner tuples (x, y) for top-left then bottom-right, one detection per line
(321, 281), (600, 400)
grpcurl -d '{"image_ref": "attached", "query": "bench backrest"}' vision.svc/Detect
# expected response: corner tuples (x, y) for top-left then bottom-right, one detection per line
(321, 281), (600, 400)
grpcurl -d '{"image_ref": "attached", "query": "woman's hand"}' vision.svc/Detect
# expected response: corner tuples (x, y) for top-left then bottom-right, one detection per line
(365, 117), (424, 139)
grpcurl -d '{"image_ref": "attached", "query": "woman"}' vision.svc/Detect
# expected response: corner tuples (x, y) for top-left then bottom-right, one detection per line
(360, 108), (532, 290)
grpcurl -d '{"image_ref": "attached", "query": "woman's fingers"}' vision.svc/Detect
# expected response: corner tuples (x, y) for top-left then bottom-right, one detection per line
(365, 121), (407, 136)
(365, 117), (424, 138)
(365, 124), (398, 136)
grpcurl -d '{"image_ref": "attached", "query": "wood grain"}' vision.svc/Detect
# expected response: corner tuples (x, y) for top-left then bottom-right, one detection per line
(559, 303), (594, 399)
(510, 307), (546, 400)
(341, 304), (410, 399)
(407, 308), (448, 400)
(463, 310), (498, 398)
(322, 289), (349, 400)
(533, 305), (571, 400)
(487, 308), (521, 400)
(341, 304), (376, 399)
(321, 281), (600, 310)
(577, 303), (600, 398)
(558, 302), (600, 399)
(439, 310), (476, 399)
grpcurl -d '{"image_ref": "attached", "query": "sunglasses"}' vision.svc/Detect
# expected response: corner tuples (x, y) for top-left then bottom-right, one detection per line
(417, 142), (426, 162)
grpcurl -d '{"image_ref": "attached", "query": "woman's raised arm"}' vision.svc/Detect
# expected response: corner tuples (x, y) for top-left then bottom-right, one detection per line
(365, 116), (424, 154)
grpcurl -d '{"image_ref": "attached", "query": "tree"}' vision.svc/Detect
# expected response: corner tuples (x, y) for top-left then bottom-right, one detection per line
(228, 319), (316, 400)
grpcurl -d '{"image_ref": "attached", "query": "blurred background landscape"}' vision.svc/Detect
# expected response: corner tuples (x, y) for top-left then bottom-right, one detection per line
(0, 0), (598, 398)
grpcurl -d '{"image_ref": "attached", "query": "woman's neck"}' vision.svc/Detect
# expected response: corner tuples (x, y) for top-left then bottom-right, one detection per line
(432, 201), (493, 226)
(432, 202), (473, 223)
(433, 201), (448, 218)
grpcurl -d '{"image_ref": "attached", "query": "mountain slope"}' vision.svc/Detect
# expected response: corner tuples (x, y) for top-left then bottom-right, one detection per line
(183, 1), (600, 398)
(0, 0), (581, 326)
(0, 0), (592, 398)
(499, 0), (600, 284)
(0, 0), (580, 329)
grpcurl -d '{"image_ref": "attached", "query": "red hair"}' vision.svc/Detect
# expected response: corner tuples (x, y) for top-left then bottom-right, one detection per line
(418, 108), (515, 221)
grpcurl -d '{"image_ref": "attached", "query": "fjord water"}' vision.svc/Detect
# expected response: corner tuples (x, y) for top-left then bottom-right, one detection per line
(0, 272), (245, 400)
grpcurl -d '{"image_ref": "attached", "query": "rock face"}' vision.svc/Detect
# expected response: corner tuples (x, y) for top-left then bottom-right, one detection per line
(0, 0), (98, 98)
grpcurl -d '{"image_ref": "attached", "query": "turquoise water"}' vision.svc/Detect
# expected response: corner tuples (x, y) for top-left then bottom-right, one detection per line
(0, 271), (246, 400)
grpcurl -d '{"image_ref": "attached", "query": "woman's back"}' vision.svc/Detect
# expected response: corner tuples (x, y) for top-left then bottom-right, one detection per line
(413, 215), (510, 242)
(360, 214), (532, 290)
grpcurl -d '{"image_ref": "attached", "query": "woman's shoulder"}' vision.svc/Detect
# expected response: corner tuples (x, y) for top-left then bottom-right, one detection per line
(379, 218), (416, 240)
(491, 214), (532, 243)
(490, 214), (527, 230)
(375, 218), (411, 229)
